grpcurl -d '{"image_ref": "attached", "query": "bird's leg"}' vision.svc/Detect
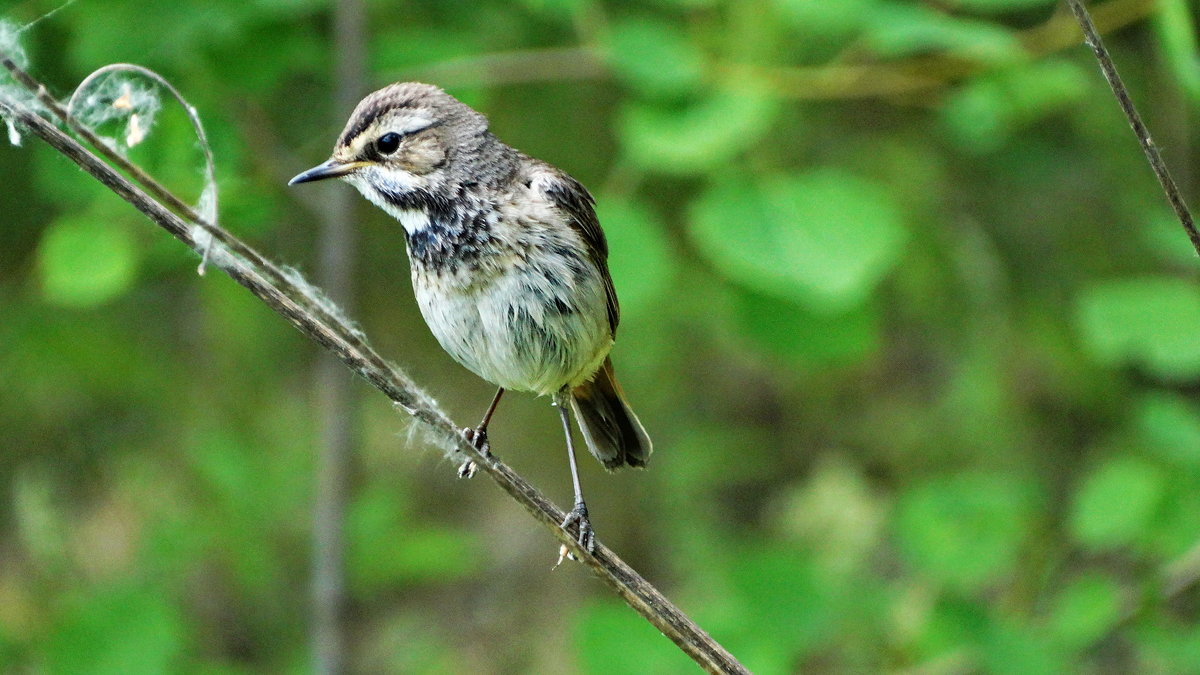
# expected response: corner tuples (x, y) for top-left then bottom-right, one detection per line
(458, 387), (505, 479)
(556, 396), (596, 556)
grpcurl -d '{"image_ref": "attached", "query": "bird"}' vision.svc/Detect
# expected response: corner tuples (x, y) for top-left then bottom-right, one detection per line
(289, 82), (651, 553)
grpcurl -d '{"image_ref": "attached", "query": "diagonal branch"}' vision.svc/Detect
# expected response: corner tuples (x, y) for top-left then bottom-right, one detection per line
(1064, 0), (1200, 257)
(0, 59), (748, 675)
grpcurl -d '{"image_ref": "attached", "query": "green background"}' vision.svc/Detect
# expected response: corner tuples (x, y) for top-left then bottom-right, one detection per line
(3, 0), (1200, 672)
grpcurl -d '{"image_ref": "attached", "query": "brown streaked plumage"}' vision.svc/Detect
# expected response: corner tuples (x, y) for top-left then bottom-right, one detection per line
(290, 82), (651, 552)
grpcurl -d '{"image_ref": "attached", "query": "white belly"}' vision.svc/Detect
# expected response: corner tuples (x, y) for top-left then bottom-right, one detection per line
(413, 258), (613, 395)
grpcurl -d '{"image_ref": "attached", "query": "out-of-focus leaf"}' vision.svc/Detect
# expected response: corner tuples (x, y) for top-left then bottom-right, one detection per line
(955, 0), (1058, 12)
(37, 214), (139, 308)
(1154, 0), (1200, 103)
(68, 0), (245, 71)
(371, 27), (481, 74)
(575, 601), (694, 675)
(212, 25), (323, 93)
(47, 584), (185, 675)
(771, 0), (872, 42)
(913, 597), (989, 661)
(347, 484), (479, 591)
(605, 17), (704, 98)
(982, 617), (1069, 675)
(1131, 623), (1200, 673)
(1069, 456), (1165, 549)
(736, 290), (879, 366)
(1134, 393), (1200, 466)
(1075, 277), (1200, 380)
(864, 3), (1025, 62)
(690, 170), (906, 311)
(895, 473), (1036, 591)
(726, 547), (835, 664)
(1048, 573), (1124, 650)
(943, 60), (1089, 153)
(519, 0), (588, 19)
(619, 91), (778, 174)
(596, 198), (678, 319)
(1141, 207), (1200, 266)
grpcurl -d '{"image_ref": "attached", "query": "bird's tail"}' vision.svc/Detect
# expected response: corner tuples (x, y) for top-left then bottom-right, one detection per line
(570, 357), (652, 470)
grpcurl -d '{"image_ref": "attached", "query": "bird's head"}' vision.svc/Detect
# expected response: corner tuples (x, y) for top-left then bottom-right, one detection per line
(289, 82), (492, 228)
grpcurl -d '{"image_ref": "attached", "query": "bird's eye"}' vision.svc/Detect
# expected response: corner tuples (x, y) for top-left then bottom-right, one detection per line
(376, 132), (401, 155)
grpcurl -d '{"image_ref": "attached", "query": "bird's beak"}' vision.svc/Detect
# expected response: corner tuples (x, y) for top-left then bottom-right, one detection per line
(288, 159), (367, 185)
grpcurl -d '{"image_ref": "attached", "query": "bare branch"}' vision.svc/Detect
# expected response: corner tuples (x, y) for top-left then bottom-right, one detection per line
(0, 57), (749, 675)
(1064, 0), (1200, 257)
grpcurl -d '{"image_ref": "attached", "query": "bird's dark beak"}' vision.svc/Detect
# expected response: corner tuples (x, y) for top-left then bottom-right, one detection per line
(288, 159), (365, 185)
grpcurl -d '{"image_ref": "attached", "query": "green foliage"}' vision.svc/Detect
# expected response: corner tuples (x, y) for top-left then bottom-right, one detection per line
(47, 584), (185, 675)
(1153, 0), (1200, 103)
(1076, 277), (1200, 380)
(864, 3), (1026, 63)
(690, 170), (905, 310)
(619, 91), (779, 174)
(943, 60), (1090, 152)
(1069, 456), (1166, 550)
(37, 213), (139, 307)
(575, 601), (694, 675)
(595, 198), (679, 318)
(605, 17), (705, 98)
(1048, 572), (1124, 651)
(896, 473), (1037, 591)
(2, 0), (1199, 672)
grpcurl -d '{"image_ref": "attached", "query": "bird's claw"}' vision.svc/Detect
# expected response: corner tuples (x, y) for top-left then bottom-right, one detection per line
(457, 427), (490, 479)
(560, 501), (596, 556)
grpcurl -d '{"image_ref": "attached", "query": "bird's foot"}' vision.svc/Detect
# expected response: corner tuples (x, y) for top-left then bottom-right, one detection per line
(457, 427), (491, 479)
(558, 501), (596, 559)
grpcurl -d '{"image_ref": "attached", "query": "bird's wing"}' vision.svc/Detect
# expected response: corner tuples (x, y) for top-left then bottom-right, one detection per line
(537, 168), (620, 334)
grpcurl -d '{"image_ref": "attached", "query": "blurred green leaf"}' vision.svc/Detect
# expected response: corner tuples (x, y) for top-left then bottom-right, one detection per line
(519, 0), (588, 19)
(371, 26), (481, 74)
(895, 473), (1035, 591)
(1131, 622), (1200, 672)
(575, 601), (693, 675)
(596, 198), (679, 319)
(1069, 456), (1165, 550)
(605, 17), (705, 98)
(982, 617), (1068, 675)
(619, 91), (778, 174)
(1154, 0), (1200, 103)
(735, 290), (879, 366)
(770, 0), (872, 43)
(37, 213), (139, 308)
(690, 170), (906, 311)
(725, 547), (836, 665)
(1134, 393), (1200, 466)
(1141, 207), (1200, 266)
(943, 60), (1089, 153)
(865, 3), (1025, 62)
(1047, 572), (1123, 651)
(348, 484), (479, 591)
(1076, 277), (1200, 380)
(47, 584), (185, 675)
(955, 0), (1058, 12)
(913, 597), (990, 662)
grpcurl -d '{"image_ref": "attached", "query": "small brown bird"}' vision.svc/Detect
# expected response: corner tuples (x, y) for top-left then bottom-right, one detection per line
(290, 82), (651, 552)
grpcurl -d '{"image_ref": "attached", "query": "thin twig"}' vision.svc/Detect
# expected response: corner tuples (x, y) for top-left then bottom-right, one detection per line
(0, 63), (748, 675)
(1064, 0), (1200, 256)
